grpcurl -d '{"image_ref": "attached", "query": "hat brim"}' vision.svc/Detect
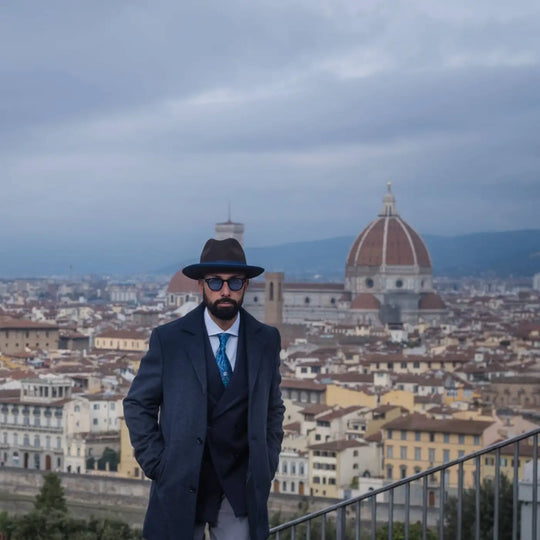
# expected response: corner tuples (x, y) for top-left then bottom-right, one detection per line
(182, 261), (265, 280)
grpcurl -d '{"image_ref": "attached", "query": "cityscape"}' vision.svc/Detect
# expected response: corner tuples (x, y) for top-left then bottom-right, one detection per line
(0, 187), (539, 537)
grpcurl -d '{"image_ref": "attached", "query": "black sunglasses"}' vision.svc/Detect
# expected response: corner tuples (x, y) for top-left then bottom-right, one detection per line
(204, 277), (246, 291)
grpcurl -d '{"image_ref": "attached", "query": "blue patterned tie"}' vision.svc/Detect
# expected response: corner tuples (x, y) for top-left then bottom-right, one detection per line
(216, 333), (232, 387)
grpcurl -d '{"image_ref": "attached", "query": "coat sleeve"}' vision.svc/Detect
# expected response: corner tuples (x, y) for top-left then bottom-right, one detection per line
(123, 328), (165, 480)
(266, 327), (285, 478)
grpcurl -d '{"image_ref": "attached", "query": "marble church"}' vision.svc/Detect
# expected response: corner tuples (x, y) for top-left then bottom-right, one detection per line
(166, 185), (446, 327)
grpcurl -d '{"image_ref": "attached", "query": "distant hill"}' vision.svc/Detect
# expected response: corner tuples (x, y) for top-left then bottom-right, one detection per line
(159, 229), (540, 281)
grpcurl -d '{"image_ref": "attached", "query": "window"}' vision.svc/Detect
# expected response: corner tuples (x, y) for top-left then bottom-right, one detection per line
(429, 433), (435, 442)
(401, 430), (407, 440)
(443, 433), (450, 443)
(458, 434), (465, 445)
(415, 431), (421, 441)
(387, 430), (393, 440)
(387, 466), (393, 480)
(400, 446), (407, 459)
(313, 476), (320, 484)
(282, 481), (287, 491)
(93, 404), (99, 410)
(415, 447), (421, 461)
(291, 481), (295, 491)
(74, 405), (80, 413)
(428, 448), (435, 462)
(93, 419), (98, 425)
(443, 450), (450, 463)
(400, 466), (407, 479)
(474, 436), (480, 446)
(458, 450), (465, 458)
(291, 463), (296, 474)
(282, 462), (288, 474)
(387, 445), (393, 458)
(400, 362), (407, 369)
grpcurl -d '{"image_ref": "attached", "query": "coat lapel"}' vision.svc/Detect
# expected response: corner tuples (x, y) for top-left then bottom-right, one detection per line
(179, 304), (207, 395)
(243, 309), (267, 395)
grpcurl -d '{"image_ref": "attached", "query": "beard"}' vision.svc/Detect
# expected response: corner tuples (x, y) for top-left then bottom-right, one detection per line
(203, 290), (243, 321)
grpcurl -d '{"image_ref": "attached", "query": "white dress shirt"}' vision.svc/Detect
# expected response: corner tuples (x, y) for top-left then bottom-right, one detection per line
(203, 308), (240, 370)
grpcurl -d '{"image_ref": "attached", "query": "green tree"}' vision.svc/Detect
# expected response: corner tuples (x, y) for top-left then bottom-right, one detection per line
(376, 521), (437, 540)
(97, 447), (119, 472)
(34, 472), (67, 514)
(444, 474), (516, 540)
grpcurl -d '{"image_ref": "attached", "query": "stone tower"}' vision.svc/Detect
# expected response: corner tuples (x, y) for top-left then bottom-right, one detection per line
(215, 205), (245, 245)
(264, 272), (284, 326)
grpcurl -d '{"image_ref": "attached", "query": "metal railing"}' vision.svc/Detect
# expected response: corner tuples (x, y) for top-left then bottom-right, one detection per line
(270, 427), (540, 539)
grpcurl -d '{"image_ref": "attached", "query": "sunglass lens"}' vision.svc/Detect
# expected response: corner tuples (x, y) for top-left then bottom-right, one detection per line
(207, 278), (223, 291)
(228, 278), (244, 291)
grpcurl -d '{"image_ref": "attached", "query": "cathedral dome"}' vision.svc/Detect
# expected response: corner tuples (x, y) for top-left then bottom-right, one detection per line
(167, 271), (200, 294)
(345, 184), (435, 299)
(346, 185), (432, 269)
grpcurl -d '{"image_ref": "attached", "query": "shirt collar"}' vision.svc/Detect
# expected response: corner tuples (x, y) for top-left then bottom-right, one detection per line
(204, 307), (240, 337)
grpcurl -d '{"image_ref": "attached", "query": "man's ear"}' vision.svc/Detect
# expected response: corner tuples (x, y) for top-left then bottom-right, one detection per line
(198, 279), (204, 294)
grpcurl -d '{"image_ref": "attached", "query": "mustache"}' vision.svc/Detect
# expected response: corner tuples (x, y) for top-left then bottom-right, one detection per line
(215, 299), (237, 306)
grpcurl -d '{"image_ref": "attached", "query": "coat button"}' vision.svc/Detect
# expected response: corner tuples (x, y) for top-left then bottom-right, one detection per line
(196, 437), (203, 445)
(188, 486), (196, 494)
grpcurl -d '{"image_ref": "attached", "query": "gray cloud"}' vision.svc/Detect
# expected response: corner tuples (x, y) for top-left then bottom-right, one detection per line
(0, 0), (539, 275)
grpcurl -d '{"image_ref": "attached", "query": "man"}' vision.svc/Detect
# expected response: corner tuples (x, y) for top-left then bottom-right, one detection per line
(123, 238), (284, 540)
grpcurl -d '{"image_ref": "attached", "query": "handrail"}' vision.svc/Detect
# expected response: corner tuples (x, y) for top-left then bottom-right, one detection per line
(270, 426), (540, 534)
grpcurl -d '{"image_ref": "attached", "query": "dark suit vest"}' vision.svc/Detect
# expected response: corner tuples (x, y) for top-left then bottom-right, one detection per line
(195, 324), (249, 524)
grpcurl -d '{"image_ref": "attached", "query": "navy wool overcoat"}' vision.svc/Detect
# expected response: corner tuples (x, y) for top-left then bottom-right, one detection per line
(123, 304), (285, 540)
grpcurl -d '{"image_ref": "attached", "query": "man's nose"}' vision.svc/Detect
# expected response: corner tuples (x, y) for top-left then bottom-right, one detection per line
(220, 282), (232, 295)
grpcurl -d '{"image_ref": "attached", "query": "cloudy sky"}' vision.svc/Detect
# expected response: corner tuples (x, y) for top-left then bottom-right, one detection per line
(1, 1), (539, 275)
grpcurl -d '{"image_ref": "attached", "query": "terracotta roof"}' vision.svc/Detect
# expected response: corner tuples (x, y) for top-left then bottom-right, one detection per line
(167, 271), (200, 294)
(419, 292), (446, 310)
(0, 317), (58, 330)
(350, 293), (380, 310)
(316, 406), (364, 422)
(95, 329), (149, 340)
(281, 378), (326, 391)
(309, 439), (365, 451)
(382, 413), (495, 435)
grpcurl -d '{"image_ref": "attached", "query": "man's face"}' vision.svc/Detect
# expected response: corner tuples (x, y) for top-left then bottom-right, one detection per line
(199, 272), (248, 322)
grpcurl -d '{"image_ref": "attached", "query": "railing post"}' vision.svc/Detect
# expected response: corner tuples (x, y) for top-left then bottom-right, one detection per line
(533, 434), (538, 540)
(512, 442), (519, 540)
(336, 506), (346, 540)
(475, 455), (481, 540)
(388, 489), (394, 540)
(422, 475), (428, 540)
(439, 469), (445, 540)
(404, 481), (410, 540)
(494, 448), (500, 540)
(457, 461), (463, 540)
(371, 493), (377, 540)
(355, 500), (361, 540)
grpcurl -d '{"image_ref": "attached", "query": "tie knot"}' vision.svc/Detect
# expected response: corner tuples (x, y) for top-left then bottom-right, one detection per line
(218, 333), (231, 347)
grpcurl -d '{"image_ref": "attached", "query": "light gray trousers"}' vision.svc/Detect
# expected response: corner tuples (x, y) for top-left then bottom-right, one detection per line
(193, 497), (250, 540)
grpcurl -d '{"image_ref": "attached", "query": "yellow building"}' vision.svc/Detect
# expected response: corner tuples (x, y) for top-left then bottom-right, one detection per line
(382, 413), (498, 488)
(326, 383), (377, 409)
(94, 329), (149, 352)
(117, 417), (147, 480)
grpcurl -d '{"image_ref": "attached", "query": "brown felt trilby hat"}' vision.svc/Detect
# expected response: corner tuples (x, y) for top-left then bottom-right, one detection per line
(182, 238), (264, 280)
